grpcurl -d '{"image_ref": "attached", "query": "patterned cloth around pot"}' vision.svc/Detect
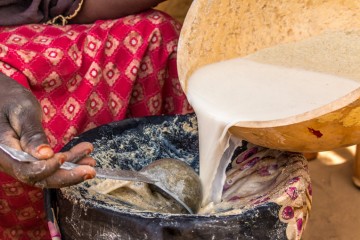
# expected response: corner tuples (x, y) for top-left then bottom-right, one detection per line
(214, 140), (311, 240)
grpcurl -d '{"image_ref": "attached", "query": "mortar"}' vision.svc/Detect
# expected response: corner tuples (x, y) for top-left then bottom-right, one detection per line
(45, 113), (311, 240)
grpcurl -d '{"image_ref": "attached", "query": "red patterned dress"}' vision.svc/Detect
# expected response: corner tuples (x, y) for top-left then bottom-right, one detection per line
(0, 10), (192, 240)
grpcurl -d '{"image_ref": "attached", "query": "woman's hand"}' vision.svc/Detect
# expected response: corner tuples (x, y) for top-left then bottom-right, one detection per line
(0, 73), (96, 188)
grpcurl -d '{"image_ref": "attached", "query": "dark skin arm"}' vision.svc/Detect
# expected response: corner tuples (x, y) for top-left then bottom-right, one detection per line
(0, 1), (166, 187)
(72, 0), (166, 24)
(0, 73), (96, 188)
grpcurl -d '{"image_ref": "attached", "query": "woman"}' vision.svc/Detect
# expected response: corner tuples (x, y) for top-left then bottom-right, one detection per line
(0, 0), (192, 239)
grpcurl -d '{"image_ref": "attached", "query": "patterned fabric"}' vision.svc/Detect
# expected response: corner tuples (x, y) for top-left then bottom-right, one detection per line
(210, 140), (312, 240)
(0, 10), (192, 240)
(225, 145), (311, 240)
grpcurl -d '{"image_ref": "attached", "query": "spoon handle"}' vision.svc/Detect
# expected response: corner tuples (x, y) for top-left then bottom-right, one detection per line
(0, 143), (39, 162)
(61, 162), (155, 183)
(94, 167), (156, 184)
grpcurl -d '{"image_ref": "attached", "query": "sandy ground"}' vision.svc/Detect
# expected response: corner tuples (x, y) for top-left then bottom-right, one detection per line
(302, 146), (360, 240)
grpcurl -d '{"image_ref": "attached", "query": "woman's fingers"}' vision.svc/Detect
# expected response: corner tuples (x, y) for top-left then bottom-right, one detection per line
(76, 156), (97, 166)
(0, 147), (63, 184)
(61, 142), (94, 163)
(37, 142), (97, 188)
(11, 154), (65, 185)
(35, 165), (96, 188)
(34, 142), (97, 187)
(0, 142), (97, 188)
(14, 143), (97, 188)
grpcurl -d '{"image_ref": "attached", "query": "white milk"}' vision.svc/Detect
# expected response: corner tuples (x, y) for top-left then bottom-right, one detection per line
(186, 58), (360, 205)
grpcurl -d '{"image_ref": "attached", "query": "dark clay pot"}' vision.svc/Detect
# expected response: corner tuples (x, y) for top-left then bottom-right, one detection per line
(44, 114), (288, 240)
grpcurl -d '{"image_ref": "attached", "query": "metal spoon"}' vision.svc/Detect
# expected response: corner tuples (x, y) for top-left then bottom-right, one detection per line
(0, 143), (202, 214)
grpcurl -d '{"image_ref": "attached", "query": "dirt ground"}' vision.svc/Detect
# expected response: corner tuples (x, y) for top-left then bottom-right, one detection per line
(302, 146), (360, 240)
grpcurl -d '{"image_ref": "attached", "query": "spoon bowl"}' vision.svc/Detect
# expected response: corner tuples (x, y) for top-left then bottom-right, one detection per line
(65, 158), (202, 214)
(140, 158), (202, 214)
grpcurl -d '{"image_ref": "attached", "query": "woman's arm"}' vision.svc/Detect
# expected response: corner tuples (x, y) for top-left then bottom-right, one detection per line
(71, 0), (166, 24)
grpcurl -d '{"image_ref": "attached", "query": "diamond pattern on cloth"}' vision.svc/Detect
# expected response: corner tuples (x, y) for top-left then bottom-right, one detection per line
(0, 10), (192, 240)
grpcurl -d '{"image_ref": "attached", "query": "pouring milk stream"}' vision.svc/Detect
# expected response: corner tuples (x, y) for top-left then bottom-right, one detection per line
(187, 58), (360, 206)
